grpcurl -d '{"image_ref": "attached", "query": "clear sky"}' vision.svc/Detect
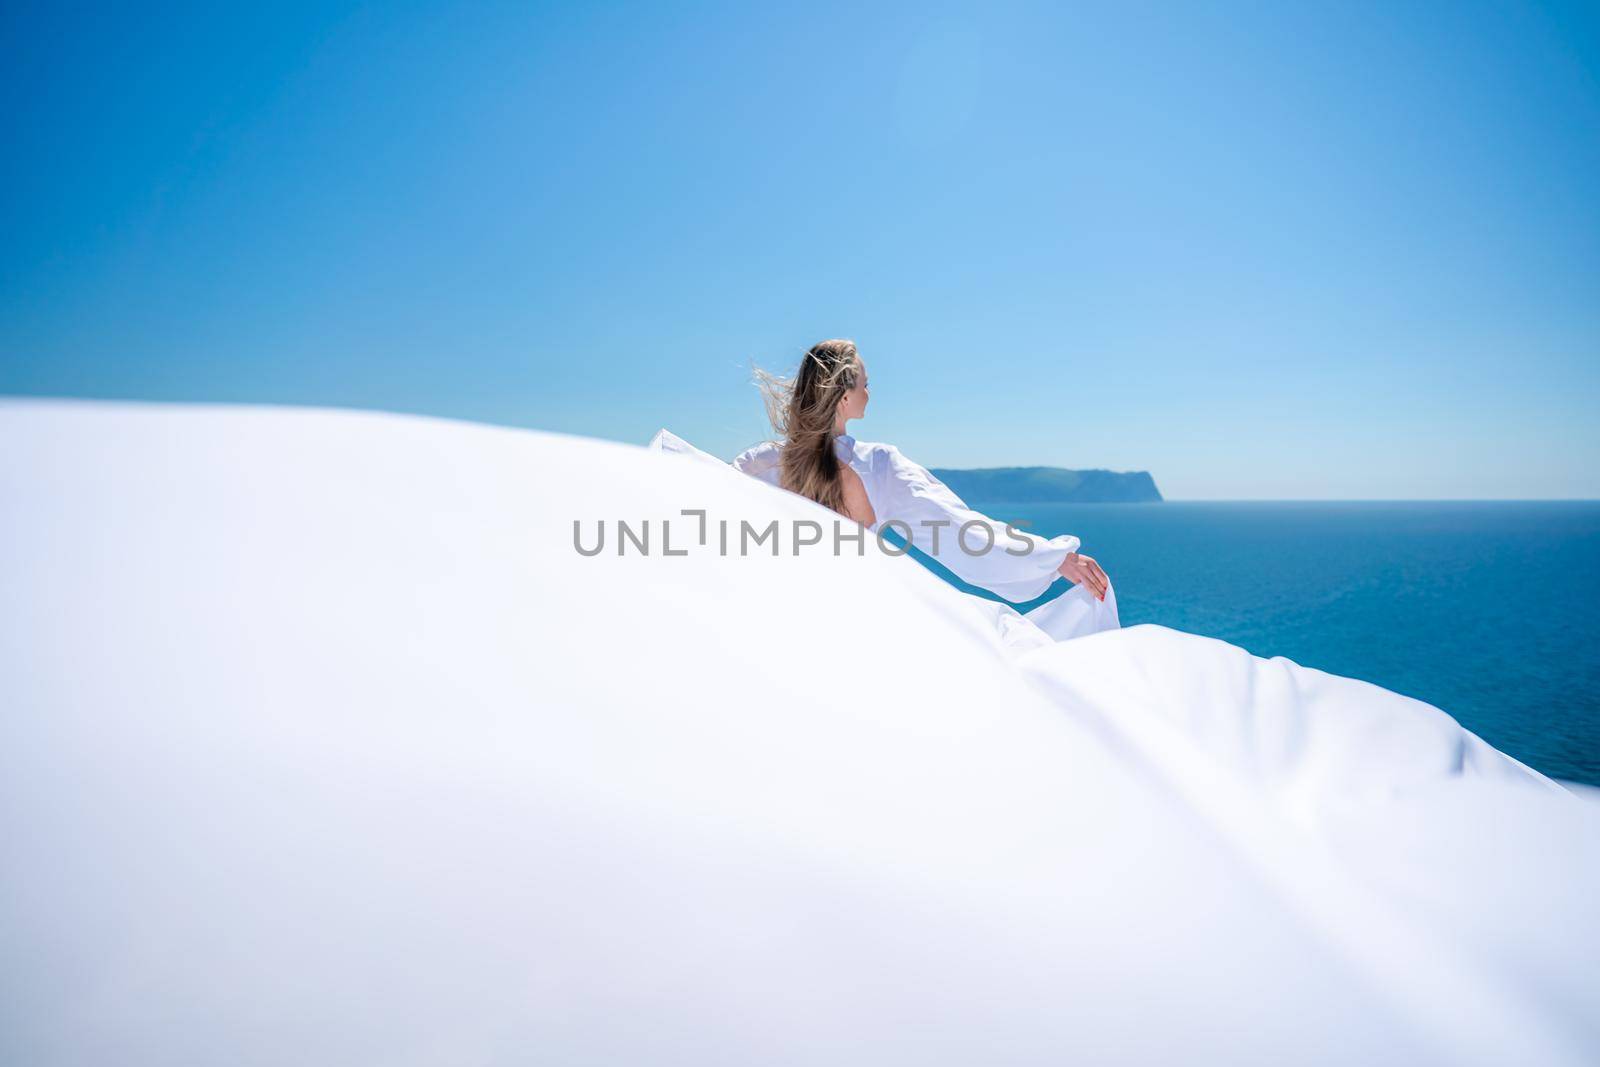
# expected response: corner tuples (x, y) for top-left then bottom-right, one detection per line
(2, 2), (1596, 499)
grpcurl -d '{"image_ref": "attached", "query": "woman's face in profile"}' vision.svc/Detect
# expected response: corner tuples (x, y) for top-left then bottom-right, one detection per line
(840, 360), (870, 423)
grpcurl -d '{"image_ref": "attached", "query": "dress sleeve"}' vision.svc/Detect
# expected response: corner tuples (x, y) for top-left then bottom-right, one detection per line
(731, 441), (783, 486)
(869, 444), (1079, 603)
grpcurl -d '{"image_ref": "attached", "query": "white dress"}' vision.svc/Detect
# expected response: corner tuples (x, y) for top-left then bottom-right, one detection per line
(5, 400), (1592, 1064)
(649, 428), (1120, 645)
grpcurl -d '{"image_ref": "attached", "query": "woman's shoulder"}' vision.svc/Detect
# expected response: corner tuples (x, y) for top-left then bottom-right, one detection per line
(853, 439), (913, 471)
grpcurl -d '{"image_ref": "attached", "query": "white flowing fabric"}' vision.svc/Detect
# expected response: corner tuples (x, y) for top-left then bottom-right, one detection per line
(653, 427), (1120, 643)
(4, 401), (1598, 1066)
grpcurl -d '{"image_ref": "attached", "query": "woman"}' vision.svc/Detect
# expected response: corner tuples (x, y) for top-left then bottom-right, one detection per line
(733, 338), (1112, 609)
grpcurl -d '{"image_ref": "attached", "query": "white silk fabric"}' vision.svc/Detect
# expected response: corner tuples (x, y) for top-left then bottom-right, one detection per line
(3, 402), (1595, 1066)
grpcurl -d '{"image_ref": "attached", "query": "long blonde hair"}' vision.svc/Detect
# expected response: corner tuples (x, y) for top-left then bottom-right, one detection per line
(752, 339), (862, 516)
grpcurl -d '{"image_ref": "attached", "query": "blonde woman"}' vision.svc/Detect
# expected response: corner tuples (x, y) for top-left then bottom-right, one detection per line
(733, 338), (1112, 608)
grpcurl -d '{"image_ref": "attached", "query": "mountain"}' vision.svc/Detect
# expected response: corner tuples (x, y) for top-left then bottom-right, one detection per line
(929, 466), (1164, 504)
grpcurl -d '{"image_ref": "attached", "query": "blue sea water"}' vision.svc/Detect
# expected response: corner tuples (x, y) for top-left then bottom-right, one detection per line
(929, 501), (1600, 787)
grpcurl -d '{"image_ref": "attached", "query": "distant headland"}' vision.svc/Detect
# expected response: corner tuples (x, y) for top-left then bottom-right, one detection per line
(930, 466), (1164, 504)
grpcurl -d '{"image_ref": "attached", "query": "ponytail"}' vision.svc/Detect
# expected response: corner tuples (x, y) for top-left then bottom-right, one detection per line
(751, 339), (861, 516)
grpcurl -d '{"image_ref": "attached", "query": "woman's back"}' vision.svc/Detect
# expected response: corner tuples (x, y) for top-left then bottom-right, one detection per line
(734, 435), (876, 528)
(837, 463), (876, 527)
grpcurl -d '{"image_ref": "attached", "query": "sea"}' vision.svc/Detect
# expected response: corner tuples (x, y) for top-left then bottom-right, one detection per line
(935, 500), (1600, 787)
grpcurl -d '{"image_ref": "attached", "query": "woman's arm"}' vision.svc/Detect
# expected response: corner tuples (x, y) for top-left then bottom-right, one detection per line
(870, 443), (1103, 603)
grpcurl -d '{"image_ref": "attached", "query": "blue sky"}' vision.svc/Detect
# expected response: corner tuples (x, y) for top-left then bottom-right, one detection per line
(2, 1), (1596, 498)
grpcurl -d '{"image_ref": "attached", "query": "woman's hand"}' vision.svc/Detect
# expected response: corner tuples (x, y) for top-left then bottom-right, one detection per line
(1058, 551), (1109, 601)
